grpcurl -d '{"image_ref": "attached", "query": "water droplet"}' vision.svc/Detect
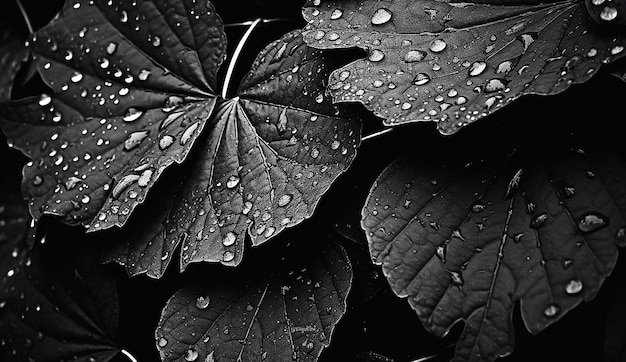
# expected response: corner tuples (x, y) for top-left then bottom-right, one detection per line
(371, 8), (392, 25)
(565, 279), (583, 295)
(65, 176), (81, 191)
(518, 33), (536, 52)
(106, 42), (117, 55)
(152, 35), (161, 47)
(184, 348), (198, 361)
(112, 174), (140, 199)
(38, 94), (52, 107)
(138, 169), (153, 187)
(71, 72), (83, 83)
(278, 194), (293, 207)
(65, 50), (73, 61)
(181, 122), (199, 145)
(429, 39), (447, 53)
(368, 49), (385, 62)
(124, 130), (149, 151)
(119, 87), (129, 96)
(404, 50), (427, 63)
(530, 213), (549, 228)
(159, 135), (174, 150)
(562, 259), (574, 269)
(196, 295), (210, 309)
(123, 108), (143, 122)
(223, 232), (236, 247)
(138, 69), (151, 81)
(544, 303), (560, 318)
(226, 175), (240, 189)
(468, 61), (487, 76)
(330, 8), (343, 20)
(315, 94), (324, 103)
(600, 7), (618, 21)
(611, 45), (624, 55)
(471, 202), (485, 213)
(578, 212), (609, 233)
(449, 270), (463, 286)
(32, 175), (43, 186)
(158, 337), (168, 347)
(223, 251), (235, 262)
(484, 78), (507, 93)
(120, 10), (128, 23)
(413, 73), (430, 86)
(496, 60), (513, 74)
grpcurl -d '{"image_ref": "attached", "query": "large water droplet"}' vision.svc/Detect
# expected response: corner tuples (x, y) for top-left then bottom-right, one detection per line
(226, 175), (240, 189)
(404, 50), (427, 63)
(484, 78), (507, 93)
(106, 42), (117, 55)
(413, 73), (431, 86)
(223, 232), (236, 246)
(181, 122), (199, 145)
(112, 174), (140, 199)
(71, 72), (83, 83)
(278, 194), (293, 207)
(565, 279), (583, 295)
(196, 295), (210, 309)
(468, 61), (487, 76)
(371, 8), (392, 25)
(159, 135), (175, 150)
(600, 7), (618, 21)
(158, 337), (168, 348)
(330, 8), (343, 20)
(123, 108), (144, 122)
(543, 303), (560, 318)
(368, 49), (385, 62)
(429, 39), (447, 53)
(518, 33), (536, 52)
(124, 130), (149, 151)
(578, 212), (609, 233)
(223, 251), (235, 262)
(184, 348), (198, 361)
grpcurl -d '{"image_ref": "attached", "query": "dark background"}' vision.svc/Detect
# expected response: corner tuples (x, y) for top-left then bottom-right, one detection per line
(2, 1), (626, 361)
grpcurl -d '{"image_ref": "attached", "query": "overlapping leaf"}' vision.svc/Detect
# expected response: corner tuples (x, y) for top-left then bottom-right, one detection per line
(362, 147), (626, 361)
(0, 32), (29, 102)
(0, 238), (122, 361)
(0, 0), (226, 230)
(156, 234), (352, 362)
(302, 0), (626, 134)
(104, 30), (361, 277)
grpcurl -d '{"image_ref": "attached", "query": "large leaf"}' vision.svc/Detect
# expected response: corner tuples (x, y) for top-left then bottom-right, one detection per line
(0, 0), (226, 230)
(156, 233), (352, 362)
(302, 0), (626, 134)
(0, 237), (123, 361)
(104, 30), (361, 277)
(362, 147), (626, 361)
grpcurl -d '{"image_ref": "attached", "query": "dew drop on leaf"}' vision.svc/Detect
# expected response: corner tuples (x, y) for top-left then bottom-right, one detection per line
(38, 94), (52, 107)
(530, 213), (549, 228)
(371, 8), (392, 25)
(123, 108), (144, 122)
(195, 296), (210, 309)
(600, 7), (618, 21)
(429, 39), (447, 53)
(577, 212), (609, 233)
(368, 49), (385, 62)
(330, 9), (343, 20)
(404, 50), (427, 63)
(226, 175), (240, 189)
(565, 279), (583, 295)
(468, 61), (487, 77)
(543, 303), (560, 318)
(184, 348), (199, 361)
(159, 135), (175, 150)
(222, 232), (236, 247)
(223, 251), (235, 262)
(158, 337), (168, 347)
(278, 194), (293, 207)
(413, 73), (431, 86)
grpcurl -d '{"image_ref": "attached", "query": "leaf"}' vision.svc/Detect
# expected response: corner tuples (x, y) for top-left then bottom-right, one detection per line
(103, 30), (361, 277)
(301, 0), (626, 134)
(0, 32), (29, 102)
(156, 233), (352, 362)
(0, 237), (122, 361)
(361, 147), (626, 361)
(0, 0), (226, 230)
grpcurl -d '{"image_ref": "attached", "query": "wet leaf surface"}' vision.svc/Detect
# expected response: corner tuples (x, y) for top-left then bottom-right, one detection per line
(156, 233), (352, 362)
(362, 146), (626, 361)
(302, 0), (626, 134)
(0, 0), (226, 230)
(103, 30), (360, 277)
(0, 236), (121, 361)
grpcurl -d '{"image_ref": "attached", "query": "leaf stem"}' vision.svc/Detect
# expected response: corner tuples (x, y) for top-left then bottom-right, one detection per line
(121, 349), (138, 362)
(14, 0), (34, 34)
(361, 128), (394, 142)
(221, 17), (263, 99)
(224, 18), (293, 27)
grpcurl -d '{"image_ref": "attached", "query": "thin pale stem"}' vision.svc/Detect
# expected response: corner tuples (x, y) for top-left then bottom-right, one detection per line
(14, 0), (34, 34)
(361, 128), (394, 142)
(121, 349), (138, 362)
(224, 18), (293, 28)
(221, 18), (263, 99)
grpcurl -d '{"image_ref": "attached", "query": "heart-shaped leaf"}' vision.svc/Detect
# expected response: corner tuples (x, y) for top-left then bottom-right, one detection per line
(362, 147), (626, 361)
(302, 0), (626, 134)
(103, 30), (361, 277)
(0, 237), (123, 361)
(156, 233), (352, 362)
(0, 0), (226, 230)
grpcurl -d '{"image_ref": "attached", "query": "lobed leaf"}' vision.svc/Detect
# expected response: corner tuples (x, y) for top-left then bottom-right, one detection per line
(156, 235), (352, 362)
(104, 31), (361, 276)
(302, 0), (626, 134)
(362, 147), (626, 361)
(0, 0), (226, 230)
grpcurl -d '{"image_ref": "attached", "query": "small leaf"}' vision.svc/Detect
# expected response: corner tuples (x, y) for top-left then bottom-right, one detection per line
(0, 0), (226, 230)
(362, 147), (626, 361)
(0, 32), (29, 102)
(0, 237), (121, 361)
(156, 234), (352, 362)
(104, 31), (361, 277)
(302, 0), (626, 134)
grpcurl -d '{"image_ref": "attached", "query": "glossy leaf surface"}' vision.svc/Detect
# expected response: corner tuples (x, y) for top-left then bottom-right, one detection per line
(0, 0), (226, 230)
(302, 0), (626, 134)
(362, 147), (626, 361)
(156, 235), (352, 362)
(104, 31), (361, 276)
